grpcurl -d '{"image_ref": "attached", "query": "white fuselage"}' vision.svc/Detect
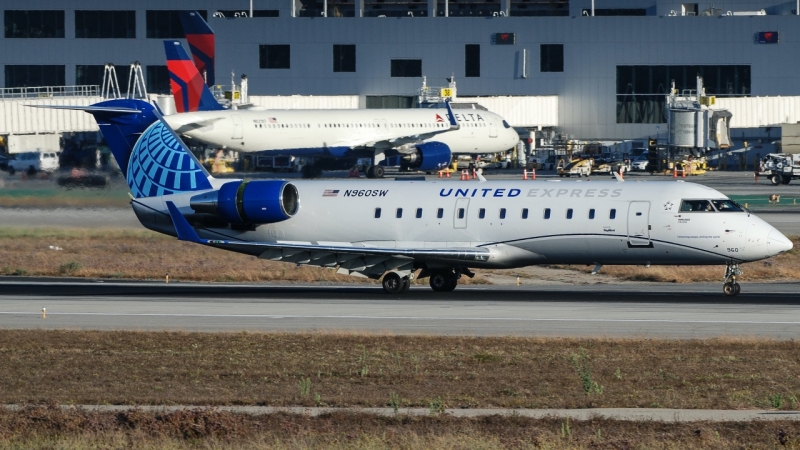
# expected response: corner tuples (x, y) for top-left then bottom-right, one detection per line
(163, 108), (519, 156)
(138, 179), (792, 269)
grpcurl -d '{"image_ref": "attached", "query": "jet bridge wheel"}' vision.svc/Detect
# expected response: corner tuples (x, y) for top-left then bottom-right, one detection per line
(382, 272), (405, 294)
(429, 271), (458, 292)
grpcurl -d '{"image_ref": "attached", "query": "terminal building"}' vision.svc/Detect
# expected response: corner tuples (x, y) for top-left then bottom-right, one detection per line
(1, 0), (799, 157)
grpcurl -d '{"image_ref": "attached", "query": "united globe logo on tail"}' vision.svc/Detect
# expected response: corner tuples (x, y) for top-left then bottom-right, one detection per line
(128, 121), (211, 198)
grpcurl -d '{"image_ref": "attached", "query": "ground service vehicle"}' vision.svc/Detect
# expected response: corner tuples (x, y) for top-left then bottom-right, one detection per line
(558, 159), (592, 177)
(758, 153), (800, 185)
(7, 151), (59, 175)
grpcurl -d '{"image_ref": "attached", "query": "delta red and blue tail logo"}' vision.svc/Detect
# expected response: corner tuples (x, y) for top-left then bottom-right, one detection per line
(179, 11), (215, 86)
(164, 41), (224, 113)
(435, 114), (444, 122)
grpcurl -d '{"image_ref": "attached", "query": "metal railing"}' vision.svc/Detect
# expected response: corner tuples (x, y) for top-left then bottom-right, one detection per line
(0, 85), (100, 100)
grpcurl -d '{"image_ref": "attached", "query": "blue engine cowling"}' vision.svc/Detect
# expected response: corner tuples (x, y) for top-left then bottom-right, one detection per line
(408, 142), (452, 171)
(190, 180), (299, 224)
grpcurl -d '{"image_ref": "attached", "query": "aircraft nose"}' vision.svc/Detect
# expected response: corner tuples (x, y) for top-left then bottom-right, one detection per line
(767, 229), (793, 256)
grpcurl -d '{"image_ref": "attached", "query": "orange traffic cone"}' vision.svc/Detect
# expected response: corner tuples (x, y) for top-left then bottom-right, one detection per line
(523, 170), (528, 180)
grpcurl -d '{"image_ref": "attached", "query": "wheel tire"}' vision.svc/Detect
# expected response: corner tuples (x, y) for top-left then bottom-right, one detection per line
(733, 283), (741, 296)
(27, 166), (36, 176)
(772, 173), (783, 186)
(366, 166), (375, 178)
(399, 277), (411, 293)
(444, 275), (458, 292)
(782, 176), (791, 185)
(429, 272), (452, 292)
(373, 166), (385, 178)
(723, 282), (737, 297)
(382, 272), (404, 294)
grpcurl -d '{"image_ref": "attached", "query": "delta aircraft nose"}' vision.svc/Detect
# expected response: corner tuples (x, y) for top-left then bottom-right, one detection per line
(767, 229), (793, 256)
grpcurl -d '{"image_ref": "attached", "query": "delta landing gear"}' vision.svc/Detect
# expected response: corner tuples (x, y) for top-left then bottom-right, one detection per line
(366, 165), (385, 179)
(382, 272), (411, 294)
(722, 262), (742, 297)
(426, 267), (475, 292)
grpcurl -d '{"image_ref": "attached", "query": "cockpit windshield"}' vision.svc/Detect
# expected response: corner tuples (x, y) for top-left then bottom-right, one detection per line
(711, 199), (744, 212)
(680, 199), (744, 212)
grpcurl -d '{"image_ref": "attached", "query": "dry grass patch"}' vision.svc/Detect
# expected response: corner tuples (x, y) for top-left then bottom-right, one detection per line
(551, 235), (800, 283)
(2, 331), (800, 410)
(0, 405), (799, 449)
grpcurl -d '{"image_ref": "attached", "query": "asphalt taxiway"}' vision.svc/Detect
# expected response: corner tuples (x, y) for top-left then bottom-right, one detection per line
(3, 279), (800, 338)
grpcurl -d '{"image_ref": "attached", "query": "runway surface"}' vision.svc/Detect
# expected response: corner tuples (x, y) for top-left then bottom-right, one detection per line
(3, 279), (800, 338)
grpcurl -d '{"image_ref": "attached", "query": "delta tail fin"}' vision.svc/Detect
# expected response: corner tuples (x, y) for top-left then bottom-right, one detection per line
(179, 10), (215, 87)
(164, 40), (224, 113)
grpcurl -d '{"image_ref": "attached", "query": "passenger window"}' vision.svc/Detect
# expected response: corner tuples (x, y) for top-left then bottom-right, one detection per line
(499, 208), (506, 219)
(610, 209), (616, 219)
(680, 200), (715, 212)
(396, 208), (403, 218)
(479, 208), (486, 219)
(589, 209), (595, 219)
(521, 208), (529, 219)
(374, 208), (381, 218)
(458, 208), (465, 219)
(437, 208), (444, 219)
(566, 209), (573, 219)
(544, 208), (551, 219)
(416, 208), (422, 218)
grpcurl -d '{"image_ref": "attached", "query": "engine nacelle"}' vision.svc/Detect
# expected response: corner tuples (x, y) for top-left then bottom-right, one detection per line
(190, 180), (299, 224)
(405, 142), (452, 171)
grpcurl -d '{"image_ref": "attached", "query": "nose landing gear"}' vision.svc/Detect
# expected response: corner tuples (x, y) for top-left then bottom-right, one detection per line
(723, 263), (742, 296)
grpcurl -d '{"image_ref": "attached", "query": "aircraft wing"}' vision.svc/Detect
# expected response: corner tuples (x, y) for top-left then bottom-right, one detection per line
(340, 101), (460, 151)
(166, 201), (488, 278)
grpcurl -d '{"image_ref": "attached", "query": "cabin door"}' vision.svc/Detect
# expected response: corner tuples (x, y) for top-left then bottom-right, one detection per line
(453, 198), (469, 229)
(627, 201), (651, 246)
(489, 124), (498, 138)
(231, 114), (243, 139)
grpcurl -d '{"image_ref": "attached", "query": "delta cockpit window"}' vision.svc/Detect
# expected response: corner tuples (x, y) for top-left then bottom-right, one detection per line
(711, 199), (744, 212)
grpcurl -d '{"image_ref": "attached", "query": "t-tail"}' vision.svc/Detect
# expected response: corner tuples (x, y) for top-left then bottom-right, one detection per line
(179, 10), (215, 87)
(164, 40), (224, 113)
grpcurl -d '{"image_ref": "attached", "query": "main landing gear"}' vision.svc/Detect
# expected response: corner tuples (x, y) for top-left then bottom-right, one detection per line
(366, 165), (385, 178)
(723, 262), (743, 297)
(381, 267), (475, 294)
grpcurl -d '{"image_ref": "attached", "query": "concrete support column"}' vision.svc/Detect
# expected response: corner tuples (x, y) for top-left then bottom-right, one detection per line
(500, 0), (509, 16)
(428, 0), (436, 17)
(356, 0), (365, 17)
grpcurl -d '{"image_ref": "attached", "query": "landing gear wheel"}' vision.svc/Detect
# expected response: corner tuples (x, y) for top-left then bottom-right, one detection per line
(399, 277), (411, 293)
(366, 166), (375, 178)
(723, 282), (740, 297)
(429, 271), (456, 292)
(373, 165), (385, 178)
(382, 272), (404, 294)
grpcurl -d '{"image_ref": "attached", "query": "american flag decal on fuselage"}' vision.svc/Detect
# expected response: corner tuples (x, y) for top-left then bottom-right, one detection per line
(323, 189), (340, 197)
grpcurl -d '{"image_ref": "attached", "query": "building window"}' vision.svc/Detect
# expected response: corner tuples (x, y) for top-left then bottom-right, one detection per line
(478, 208), (486, 219)
(396, 208), (403, 218)
(215, 9), (279, 17)
(437, 208), (444, 219)
(5, 65), (64, 88)
(465, 44), (480, 78)
(566, 208), (573, 219)
(333, 44), (356, 73)
(616, 65), (750, 123)
(146, 66), (170, 94)
(75, 11), (135, 38)
(76, 65), (130, 89)
(543, 208), (551, 219)
(366, 96), (417, 109)
(540, 44), (563, 73)
(499, 208), (506, 219)
(521, 208), (529, 219)
(610, 209), (617, 219)
(589, 209), (595, 219)
(260, 45), (291, 69)
(4, 10), (64, 38)
(146, 10), (207, 39)
(391, 59), (422, 77)
(374, 208), (382, 218)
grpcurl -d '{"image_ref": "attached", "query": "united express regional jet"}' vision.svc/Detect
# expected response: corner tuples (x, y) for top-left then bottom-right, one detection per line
(47, 99), (792, 297)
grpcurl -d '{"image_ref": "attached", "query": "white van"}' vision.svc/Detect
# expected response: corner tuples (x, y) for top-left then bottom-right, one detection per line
(8, 152), (59, 175)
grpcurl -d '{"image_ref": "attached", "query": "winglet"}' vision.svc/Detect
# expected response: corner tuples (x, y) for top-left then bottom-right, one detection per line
(166, 201), (203, 243)
(444, 101), (460, 130)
